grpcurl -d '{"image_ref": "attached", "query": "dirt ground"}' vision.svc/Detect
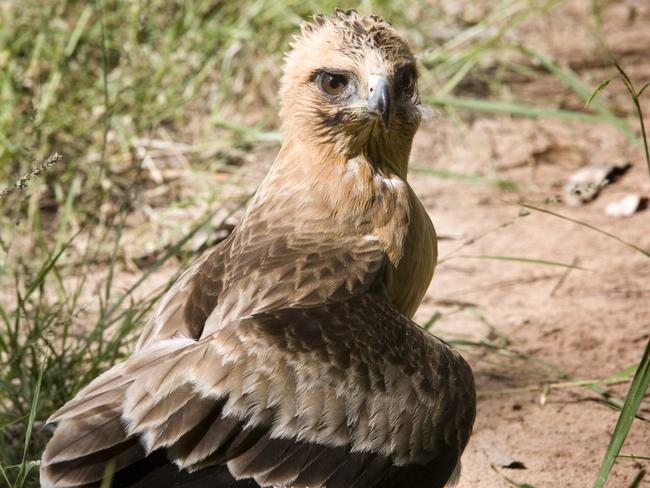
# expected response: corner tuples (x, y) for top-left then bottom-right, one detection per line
(407, 3), (650, 486)
(411, 114), (650, 487)
(54, 1), (649, 486)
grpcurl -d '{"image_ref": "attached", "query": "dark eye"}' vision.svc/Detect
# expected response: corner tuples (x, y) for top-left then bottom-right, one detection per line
(319, 72), (349, 96)
(395, 65), (416, 96)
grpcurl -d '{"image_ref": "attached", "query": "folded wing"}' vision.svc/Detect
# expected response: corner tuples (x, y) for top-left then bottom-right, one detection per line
(41, 290), (474, 488)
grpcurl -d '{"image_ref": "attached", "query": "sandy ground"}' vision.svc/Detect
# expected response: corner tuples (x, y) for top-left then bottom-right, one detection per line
(410, 113), (650, 487)
(406, 2), (650, 486)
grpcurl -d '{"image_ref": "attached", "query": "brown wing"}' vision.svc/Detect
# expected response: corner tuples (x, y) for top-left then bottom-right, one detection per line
(137, 215), (387, 351)
(136, 246), (223, 349)
(41, 290), (475, 488)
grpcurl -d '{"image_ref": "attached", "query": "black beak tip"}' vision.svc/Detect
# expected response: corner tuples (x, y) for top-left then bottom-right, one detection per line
(368, 79), (391, 129)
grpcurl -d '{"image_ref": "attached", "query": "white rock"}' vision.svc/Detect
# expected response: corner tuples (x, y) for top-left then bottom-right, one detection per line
(563, 162), (631, 207)
(605, 193), (642, 218)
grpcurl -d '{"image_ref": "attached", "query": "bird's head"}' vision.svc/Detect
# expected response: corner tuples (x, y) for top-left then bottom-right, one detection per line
(279, 10), (422, 172)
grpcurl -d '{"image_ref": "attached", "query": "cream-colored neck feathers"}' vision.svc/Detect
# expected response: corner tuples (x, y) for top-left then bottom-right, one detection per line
(254, 143), (410, 267)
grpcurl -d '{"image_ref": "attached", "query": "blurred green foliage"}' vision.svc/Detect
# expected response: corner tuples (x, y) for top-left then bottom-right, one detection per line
(0, 1), (434, 182)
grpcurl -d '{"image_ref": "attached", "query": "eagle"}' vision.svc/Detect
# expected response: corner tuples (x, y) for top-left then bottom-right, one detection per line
(40, 10), (475, 488)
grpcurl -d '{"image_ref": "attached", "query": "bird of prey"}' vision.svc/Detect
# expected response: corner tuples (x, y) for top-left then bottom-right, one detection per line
(40, 10), (475, 488)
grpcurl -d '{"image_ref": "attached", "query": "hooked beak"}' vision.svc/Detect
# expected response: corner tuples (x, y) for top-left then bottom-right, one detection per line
(367, 75), (391, 128)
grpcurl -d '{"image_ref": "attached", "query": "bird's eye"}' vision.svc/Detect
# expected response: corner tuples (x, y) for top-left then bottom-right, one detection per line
(319, 72), (349, 96)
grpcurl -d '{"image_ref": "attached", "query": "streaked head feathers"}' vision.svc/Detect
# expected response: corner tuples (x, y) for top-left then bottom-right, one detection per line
(280, 10), (422, 162)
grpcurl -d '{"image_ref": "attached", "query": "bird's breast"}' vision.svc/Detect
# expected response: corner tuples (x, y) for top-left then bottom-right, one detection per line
(339, 164), (437, 318)
(386, 186), (437, 318)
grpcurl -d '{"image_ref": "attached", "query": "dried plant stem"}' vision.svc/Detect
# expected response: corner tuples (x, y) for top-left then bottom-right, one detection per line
(0, 153), (62, 199)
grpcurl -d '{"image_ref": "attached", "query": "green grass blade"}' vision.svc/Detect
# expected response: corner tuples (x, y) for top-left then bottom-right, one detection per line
(519, 47), (634, 142)
(521, 203), (650, 258)
(422, 311), (442, 331)
(423, 95), (618, 122)
(638, 82), (650, 98)
(104, 209), (127, 309)
(14, 351), (47, 488)
(436, 57), (478, 98)
(586, 79), (612, 107)
(443, 254), (589, 270)
(593, 338), (650, 488)
(627, 469), (645, 488)
(0, 462), (10, 487)
(22, 232), (78, 302)
(64, 5), (93, 57)
(613, 64), (650, 181)
(210, 117), (282, 143)
(410, 166), (520, 190)
(618, 455), (650, 461)
(53, 175), (81, 256)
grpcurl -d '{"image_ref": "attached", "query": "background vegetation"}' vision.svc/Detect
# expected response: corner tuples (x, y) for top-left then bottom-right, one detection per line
(0, 1), (647, 487)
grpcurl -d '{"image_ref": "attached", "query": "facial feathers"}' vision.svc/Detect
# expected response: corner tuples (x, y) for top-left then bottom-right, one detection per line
(280, 9), (422, 168)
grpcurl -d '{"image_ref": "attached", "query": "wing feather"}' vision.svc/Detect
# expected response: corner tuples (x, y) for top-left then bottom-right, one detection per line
(42, 404), (125, 465)
(41, 290), (474, 487)
(42, 429), (143, 487)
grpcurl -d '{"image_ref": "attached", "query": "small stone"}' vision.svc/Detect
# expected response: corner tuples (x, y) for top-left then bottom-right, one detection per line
(563, 162), (631, 207)
(605, 193), (642, 218)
